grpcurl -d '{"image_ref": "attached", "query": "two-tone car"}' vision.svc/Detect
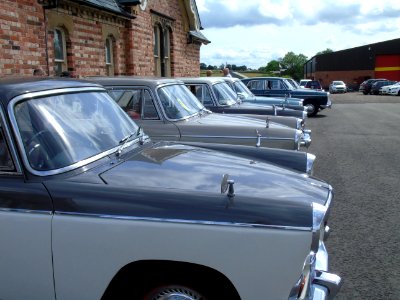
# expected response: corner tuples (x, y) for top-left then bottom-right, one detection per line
(88, 77), (310, 150)
(242, 77), (332, 117)
(220, 76), (306, 111)
(0, 77), (342, 300)
(181, 76), (311, 147)
(181, 77), (307, 120)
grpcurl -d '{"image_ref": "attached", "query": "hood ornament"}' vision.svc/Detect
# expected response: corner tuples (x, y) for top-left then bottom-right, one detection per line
(255, 129), (261, 147)
(221, 174), (235, 198)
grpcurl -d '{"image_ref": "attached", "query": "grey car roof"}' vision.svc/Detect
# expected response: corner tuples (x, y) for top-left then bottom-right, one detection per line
(85, 76), (185, 88)
(179, 77), (226, 84)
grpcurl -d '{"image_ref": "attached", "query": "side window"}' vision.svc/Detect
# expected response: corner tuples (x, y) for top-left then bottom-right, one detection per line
(107, 90), (141, 119)
(187, 85), (213, 106)
(269, 80), (282, 90)
(248, 80), (264, 90)
(143, 90), (159, 120)
(0, 128), (15, 172)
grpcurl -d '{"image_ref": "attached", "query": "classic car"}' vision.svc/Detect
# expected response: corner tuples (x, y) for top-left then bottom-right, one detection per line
(180, 77), (311, 147)
(219, 77), (306, 111)
(0, 77), (342, 300)
(241, 77), (332, 117)
(88, 77), (310, 150)
(181, 77), (307, 120)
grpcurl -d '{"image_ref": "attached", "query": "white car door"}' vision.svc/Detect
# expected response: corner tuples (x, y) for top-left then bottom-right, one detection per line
(0, 121), (55, 300)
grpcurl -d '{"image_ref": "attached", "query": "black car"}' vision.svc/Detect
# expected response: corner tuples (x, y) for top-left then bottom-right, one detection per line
(0, 77), (341, 300)
(241, 77), (332, 117)
(359, 78), (387, 95)
(370, 80), (395, 95)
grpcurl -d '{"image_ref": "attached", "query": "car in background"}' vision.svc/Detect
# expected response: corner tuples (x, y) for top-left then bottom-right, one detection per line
(370, 80), (395, 95)
(303, 80), (324, 91)
(221, 76), (306, 112)
(0, 77), (342, 300)
(89, 77), (310, 151)
(242, 77), (332, 117)
(329, 81), (347, 94)
(299, 79), (311, 88)
(380, 81), (400, 95)
(388, 83), (400, 96)
(359, 78), (387, 95)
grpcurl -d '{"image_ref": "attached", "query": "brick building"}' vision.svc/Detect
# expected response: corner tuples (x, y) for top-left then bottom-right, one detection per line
(304, 38), (400, 90)
(0, 0), (210, 77)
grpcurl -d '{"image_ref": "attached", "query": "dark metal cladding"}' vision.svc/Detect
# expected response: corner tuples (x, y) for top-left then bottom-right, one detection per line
(0, 177), (53, 212)
(174, 141), (309, 173)
(47, 181), (313, 229)
(44, 142), (330, 228)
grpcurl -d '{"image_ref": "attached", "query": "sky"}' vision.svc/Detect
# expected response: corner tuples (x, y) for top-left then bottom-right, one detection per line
(196, 0), (400, 69)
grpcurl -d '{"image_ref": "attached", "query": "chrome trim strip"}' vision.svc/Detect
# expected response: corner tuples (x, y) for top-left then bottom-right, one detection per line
(7, 87), (124, 177)
(182, 135), (294, 141)
(55, 211), (311, 231)
(0, 107), (23, 174)
(0, 207), (53, 215)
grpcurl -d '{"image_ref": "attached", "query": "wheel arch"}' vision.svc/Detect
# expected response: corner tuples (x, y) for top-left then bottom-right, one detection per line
(101, 260), (241, 299)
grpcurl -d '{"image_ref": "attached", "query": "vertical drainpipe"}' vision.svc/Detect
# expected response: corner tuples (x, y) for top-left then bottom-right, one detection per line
(42, 5), (50, 76)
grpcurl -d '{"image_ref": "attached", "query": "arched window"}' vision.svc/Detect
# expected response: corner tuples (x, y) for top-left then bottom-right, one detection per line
(105, 37), (114, 75)
(54, 27), (67, 76)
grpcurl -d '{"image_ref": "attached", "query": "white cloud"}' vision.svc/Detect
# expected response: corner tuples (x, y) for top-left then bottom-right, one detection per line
(198, 0), (400, 68)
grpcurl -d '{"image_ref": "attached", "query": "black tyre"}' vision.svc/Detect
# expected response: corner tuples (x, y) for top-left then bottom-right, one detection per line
(304, 102), (319, 117)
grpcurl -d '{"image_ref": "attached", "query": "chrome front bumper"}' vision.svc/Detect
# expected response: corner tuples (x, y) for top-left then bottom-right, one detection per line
(300, 129), (312, 148)
(321, 99), (332, 109)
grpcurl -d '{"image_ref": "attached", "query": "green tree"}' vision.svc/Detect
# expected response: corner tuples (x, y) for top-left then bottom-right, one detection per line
(265, 60), (280, 72)
(200, 63), (207, 70)
(315, 48), (333, 56)
(279, 52), (308, 80)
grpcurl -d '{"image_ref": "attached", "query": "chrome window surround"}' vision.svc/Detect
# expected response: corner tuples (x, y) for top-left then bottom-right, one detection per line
(155, 83), (204, 122)
(8, 87), (132, 177)
(0, 106), (23, 174)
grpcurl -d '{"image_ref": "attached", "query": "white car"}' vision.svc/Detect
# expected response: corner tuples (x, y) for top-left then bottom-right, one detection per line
(388, 83), (400, 96)
(299, 79), (312, 88)
(381, 82), (400, 95)
(329, 81), (347, 93)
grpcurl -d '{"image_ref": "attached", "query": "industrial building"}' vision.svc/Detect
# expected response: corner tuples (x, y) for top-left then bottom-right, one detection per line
(304, 38), (400, 90)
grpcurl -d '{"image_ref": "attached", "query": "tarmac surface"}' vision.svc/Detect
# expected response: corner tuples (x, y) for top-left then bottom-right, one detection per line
(305, 92), (400, 299)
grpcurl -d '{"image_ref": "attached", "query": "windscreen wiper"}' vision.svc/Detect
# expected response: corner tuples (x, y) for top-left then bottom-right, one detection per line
(116, 127), (143, 157)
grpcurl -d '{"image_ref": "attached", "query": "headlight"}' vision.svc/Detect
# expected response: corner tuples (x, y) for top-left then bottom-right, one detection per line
(311, 203), (327, 252)
(306, 153), (316, 175)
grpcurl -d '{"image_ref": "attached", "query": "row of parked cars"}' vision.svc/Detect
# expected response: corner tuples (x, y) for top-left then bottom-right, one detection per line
(359, 78), (400, 95)
(0, 75), (341, 300)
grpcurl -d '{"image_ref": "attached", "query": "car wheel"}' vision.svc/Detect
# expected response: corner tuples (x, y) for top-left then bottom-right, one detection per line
(304, 102), (318, 117)
(363, 91), (368, 95)
(145, 285), (204, 300)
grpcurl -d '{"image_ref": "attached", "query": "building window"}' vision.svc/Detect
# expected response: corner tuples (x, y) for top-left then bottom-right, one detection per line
(54, 28), (67, 76)
(105, 37), (114, 76)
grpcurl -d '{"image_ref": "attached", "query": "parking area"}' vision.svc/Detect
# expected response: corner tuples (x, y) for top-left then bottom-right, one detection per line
(305, 92), (400, 299)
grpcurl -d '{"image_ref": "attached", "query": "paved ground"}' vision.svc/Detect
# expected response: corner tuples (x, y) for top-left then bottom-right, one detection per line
(305, 92), (400, 299)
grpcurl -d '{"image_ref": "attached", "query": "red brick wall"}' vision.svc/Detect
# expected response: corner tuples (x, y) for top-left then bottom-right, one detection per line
(0, 0), (202, 77)
(0, 0), (47, 76)
(314, 70), (375, 90)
